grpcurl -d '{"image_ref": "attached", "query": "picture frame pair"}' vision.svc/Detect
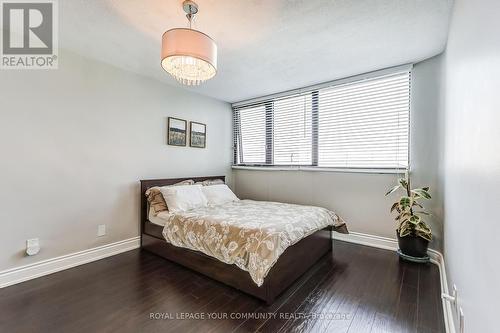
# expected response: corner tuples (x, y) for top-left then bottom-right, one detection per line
(167, 117), (206, 148)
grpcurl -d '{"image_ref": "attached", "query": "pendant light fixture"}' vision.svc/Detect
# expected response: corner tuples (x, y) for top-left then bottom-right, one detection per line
(161, 1), (217, 86)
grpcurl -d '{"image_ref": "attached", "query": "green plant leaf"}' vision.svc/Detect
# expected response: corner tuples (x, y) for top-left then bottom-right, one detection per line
(399, 197), (411, 209)
(412, 189), (431, 199)
(385, 185), (401, 196)
(399, 227), (411, 237)
(413, 201), (424, 208)
(396, 211), (411, 221)
(416, 221), (431, 232)
(399, 178), (408, 189)
(416, 231), (432, 241)
(414, 221), (432, 241)
(400, 218), (410, 225)
(390, 202), (399, 213)
(409, 215), (421, 224)
(415, 223), (432, 241)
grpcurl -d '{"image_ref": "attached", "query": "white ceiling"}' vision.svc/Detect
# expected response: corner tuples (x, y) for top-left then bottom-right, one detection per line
(60, 0), (452, 103)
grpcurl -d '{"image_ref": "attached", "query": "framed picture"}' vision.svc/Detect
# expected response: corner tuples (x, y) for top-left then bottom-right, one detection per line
(190, 121), (206, 148)
(167, 117), (187, 146)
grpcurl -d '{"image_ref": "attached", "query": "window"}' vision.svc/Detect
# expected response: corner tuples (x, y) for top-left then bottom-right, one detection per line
(273, 95), (313, 165)
(233, 68), (410, 171)
(236, 104), (266, 164)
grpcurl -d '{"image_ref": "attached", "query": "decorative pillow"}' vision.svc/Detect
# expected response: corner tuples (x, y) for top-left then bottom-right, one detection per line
(201, 184), (239, 206)
(160, 184), (208, 213)
(174, 179), (195, 186)
(146, 188), (168, 214)
(145, 179), (195, 215)
(195, 179), (225, 186)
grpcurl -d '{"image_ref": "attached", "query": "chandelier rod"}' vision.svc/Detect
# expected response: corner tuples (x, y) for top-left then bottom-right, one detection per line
(183, 0), (199, 30)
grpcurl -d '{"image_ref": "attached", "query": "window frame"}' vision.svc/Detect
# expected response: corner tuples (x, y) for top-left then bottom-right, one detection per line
(232, 65), (412, 174)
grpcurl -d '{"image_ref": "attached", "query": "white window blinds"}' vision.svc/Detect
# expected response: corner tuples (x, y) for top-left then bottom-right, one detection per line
(233, 69), (410, 170)
(273, 95), (313, 165)
(236, 104), (267, 164)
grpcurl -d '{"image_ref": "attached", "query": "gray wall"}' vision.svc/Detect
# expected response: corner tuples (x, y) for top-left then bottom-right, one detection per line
(441, 0), (500, 331)
(233, 56), (444, 251)
(0, 51), (232, 271)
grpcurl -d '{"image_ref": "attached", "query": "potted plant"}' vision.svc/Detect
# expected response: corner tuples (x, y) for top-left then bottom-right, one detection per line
(385, 172), (432, 259)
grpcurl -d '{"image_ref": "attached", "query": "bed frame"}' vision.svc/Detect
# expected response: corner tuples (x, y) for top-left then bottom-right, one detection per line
(140, 176), (333, 304)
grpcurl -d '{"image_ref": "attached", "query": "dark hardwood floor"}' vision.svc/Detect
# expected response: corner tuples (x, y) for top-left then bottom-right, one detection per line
(0, 241), (444, 333)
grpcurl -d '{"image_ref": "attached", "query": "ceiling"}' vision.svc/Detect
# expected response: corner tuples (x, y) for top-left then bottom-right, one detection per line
(60, 0), (452, 103)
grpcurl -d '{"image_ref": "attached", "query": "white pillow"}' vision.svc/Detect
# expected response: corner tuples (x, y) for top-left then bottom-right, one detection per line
(201, 184), (239, 206)
(160, 184), (208, 213)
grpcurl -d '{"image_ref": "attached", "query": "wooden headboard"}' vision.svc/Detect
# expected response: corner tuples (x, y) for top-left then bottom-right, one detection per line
(139, 176), (226, 238)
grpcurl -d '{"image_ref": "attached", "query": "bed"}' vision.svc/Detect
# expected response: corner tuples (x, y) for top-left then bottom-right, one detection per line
(140, 176), (346, 304)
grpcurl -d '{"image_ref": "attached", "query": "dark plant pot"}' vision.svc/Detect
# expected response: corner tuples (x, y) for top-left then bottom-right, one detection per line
(397, 233), (429, 258)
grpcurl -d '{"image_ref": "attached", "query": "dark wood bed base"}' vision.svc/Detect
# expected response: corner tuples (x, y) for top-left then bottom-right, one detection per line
(140, 176), (333, 304)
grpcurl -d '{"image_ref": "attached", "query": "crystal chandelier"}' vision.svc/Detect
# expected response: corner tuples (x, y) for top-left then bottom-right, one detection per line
(161, 1), (217, 86)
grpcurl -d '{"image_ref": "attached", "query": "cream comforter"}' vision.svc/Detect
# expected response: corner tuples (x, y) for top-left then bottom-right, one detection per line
(161, 200), (347, 286)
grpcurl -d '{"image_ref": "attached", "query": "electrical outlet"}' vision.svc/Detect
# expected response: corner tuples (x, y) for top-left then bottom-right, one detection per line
(26, 238), (40, 256)
(97, 224), (106, 237)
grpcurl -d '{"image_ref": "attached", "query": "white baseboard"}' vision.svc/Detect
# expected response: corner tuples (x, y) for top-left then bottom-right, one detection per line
(0, 237), (140, 289)
(427, 248), (456, 333)
(334, 232), (455, 333)
(334, 231), (399, 251)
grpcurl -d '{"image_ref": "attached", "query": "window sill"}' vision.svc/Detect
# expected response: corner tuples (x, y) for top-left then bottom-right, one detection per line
(232, 165), (407, 174)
